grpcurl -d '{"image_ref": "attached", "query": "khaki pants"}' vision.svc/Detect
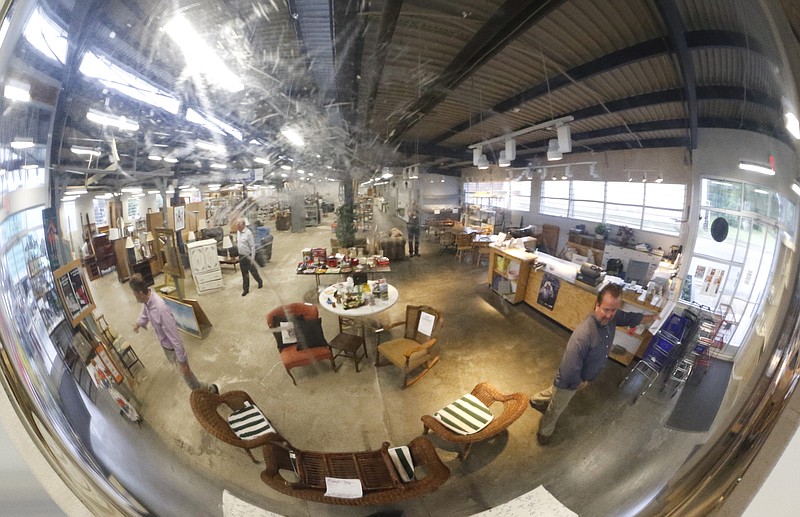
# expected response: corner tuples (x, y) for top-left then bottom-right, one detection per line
(162, 348), (213, 392)
(532, 384), (577, 437)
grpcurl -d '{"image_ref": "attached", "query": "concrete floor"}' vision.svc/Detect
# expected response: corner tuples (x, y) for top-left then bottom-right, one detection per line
(84, 210), (736, 517)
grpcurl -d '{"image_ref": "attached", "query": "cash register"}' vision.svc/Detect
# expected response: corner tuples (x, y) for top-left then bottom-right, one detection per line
(576, 263), (605, 287)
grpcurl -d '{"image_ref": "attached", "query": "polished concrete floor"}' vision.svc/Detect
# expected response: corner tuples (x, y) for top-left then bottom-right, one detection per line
(83, 210), (741, 517)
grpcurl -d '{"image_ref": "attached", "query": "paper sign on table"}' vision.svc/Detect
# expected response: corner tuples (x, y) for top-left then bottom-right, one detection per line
(324, 477), (363, 499)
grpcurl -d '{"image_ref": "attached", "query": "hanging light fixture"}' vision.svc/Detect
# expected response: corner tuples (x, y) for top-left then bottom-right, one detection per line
(547, 139), (562, 161)
(477, 154), (489, 169)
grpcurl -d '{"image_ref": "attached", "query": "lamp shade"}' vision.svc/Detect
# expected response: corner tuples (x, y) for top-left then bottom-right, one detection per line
(125, 236), (135, 249)
(222, 235), (233, 249)
(146, 231), (154, 242)
(187, 231), (196, 242)
(197, 218), (207, 230)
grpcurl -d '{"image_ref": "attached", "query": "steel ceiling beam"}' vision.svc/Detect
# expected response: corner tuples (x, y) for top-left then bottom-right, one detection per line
(387, 0), (566, 144)
(431, 30), (765, 146)
(655, 0), (698, 149)
(333, 0), (367, 131)
(364, 0), (404, 125)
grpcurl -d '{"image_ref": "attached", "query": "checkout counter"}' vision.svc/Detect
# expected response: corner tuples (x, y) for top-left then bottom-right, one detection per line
(488, 245), (669, 365)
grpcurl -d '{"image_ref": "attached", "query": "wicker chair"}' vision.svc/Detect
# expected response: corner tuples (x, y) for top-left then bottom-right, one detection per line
(421, 382), (528, 460)
(267, 303), (337, 385)
(260, 436), (450, 505)
(190, 389), (285, 463)
(375, 305), (443, 388)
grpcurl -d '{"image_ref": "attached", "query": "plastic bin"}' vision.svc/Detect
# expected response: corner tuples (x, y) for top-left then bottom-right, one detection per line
(255, 234), (273, 266)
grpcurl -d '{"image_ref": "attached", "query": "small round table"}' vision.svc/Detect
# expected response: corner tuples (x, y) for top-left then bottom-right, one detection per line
(318, 282), (399, 317)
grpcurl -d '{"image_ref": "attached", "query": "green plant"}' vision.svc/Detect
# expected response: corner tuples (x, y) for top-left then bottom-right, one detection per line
(335, 204), (357, 248)
(594, 223), (608, 236)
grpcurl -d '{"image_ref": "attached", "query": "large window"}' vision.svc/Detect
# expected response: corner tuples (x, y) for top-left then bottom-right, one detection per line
(539, 180), (686, 236)
(682, 179), (797, 352)
(464, 180), (532, 211)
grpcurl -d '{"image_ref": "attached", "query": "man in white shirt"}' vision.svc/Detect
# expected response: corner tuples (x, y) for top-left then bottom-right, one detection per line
(235, 218), (263, 296)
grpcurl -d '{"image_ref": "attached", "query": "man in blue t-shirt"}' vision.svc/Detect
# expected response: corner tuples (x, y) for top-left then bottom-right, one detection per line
(530, 283), (656, 445)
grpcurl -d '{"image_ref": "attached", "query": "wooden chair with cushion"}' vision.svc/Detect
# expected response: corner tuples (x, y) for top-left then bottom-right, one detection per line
(455, 233), (473, 263)
(190, 389), (285, 463)
(421, 381), (528, 460)
(266, 303), (337, 385)
(375, 305), (443, 388)
(260, 436), (450, 505)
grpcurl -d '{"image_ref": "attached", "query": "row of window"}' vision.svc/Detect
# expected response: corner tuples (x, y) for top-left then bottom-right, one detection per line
(540, 181), (686, 236)
(464, 180), (687, 236)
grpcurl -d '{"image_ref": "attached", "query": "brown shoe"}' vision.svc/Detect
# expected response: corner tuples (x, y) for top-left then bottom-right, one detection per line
(529, 399), (548, 413)
(536, 432), (552, 446)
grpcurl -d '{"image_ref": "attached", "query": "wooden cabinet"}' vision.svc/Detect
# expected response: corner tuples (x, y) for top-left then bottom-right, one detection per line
(90, 233), (116, 276)
(114, 239), (131, 282)
(487, 246), (536, 304)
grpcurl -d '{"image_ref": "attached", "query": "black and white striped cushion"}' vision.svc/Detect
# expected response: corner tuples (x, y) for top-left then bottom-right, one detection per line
(432, 393), (493, 435)
(228, 401), (274, 440)
(388, 446), (415, 483)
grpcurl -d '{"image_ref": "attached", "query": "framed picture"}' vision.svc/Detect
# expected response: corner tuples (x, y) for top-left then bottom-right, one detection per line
(54, 259), (96, 327)
(153, 228), (184, 278)
(173, 205), (186, 231)
(161, 295), (202, 338)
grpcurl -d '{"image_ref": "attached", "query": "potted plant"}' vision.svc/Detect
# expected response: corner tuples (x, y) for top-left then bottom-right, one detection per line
(335, 204), (357, 249)
(594, 223), (608, 240)
(616, 225), (635, 247)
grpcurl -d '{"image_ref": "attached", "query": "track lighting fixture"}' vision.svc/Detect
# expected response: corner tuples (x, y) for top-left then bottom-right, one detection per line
(547, 139), (562, 161)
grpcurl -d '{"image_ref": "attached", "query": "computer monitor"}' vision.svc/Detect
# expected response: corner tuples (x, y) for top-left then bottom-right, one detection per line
(626, 260), (650, 285)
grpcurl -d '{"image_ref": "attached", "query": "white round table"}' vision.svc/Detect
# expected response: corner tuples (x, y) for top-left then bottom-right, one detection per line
(319, 282), (399, 317)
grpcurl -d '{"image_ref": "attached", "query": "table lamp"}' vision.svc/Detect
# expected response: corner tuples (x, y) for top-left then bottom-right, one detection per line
(222, 235), (233, 258)
(188, 231), (196, 242)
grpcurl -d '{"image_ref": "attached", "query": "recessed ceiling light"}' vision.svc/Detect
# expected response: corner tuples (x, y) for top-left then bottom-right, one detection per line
(210, 163), (227, 169)
(148, 155), (162, 161)
(254, 157), (270, 165)
(163, 157), (178, 163)
(280, 164), (291, 170)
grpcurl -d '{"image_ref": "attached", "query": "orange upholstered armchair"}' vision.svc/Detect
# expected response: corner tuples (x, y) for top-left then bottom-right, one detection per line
(266, 303), (337, 385)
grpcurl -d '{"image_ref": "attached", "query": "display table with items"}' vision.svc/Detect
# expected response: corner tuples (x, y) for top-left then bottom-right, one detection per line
(319, 280), (399, 318)
(297, 247), (392, 287)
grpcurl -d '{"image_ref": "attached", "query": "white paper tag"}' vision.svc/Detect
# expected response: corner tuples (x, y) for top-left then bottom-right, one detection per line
(324, 477), (363, 499)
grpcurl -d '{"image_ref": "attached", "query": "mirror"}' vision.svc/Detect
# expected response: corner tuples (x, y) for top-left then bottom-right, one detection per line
(0, 1), (799, 515)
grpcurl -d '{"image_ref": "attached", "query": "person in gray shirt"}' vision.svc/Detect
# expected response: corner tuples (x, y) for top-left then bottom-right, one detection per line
(235, 218), (263, 296)
(530, 283), (656, 445)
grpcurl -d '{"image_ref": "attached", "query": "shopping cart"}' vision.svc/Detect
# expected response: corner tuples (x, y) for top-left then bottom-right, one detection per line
(620, 313), (692, 402)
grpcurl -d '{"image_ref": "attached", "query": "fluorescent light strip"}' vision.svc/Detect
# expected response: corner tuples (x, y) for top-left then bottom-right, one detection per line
(196, 140), (226, 154)
(4, 81), (31, 102)
(792, 183), (800, 197)
(186, 108), (243, 140)
(786, 113), (800, 140)
(280, 127), (305, 147)
(87, 109), (139, 131)
(164, 15), (243, 92)
(71, 146), (100, 157)
(739, 161), (774, 176)
(80, 51), (179, 114)
(10, 138), (34, 149)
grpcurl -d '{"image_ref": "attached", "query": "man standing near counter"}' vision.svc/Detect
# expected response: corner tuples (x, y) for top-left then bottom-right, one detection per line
(530, 283), (656, 445)
(235, 218), (263, 296)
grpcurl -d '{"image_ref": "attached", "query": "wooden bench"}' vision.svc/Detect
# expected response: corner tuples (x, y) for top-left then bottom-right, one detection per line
(260, 436), (449, 505)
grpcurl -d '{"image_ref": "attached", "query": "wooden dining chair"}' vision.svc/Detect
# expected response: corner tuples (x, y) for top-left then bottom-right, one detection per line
(455, 233), (473, 263)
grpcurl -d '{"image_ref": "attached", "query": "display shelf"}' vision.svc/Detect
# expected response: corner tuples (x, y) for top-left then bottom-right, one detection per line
(486, 246), (536, 304)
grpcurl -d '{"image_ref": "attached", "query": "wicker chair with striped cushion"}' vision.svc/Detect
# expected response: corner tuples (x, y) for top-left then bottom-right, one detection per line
(190, 389), (286, 463)
(421, 382), (528, 460)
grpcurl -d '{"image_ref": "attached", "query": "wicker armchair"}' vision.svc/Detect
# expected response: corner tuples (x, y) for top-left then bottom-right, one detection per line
(260, 436), (450, 505)
(190, 389), (285, 463)
(421, 382), (528, 460)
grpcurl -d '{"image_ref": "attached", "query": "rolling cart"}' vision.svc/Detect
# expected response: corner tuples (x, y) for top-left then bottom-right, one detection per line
(620, 312), (694, 402)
